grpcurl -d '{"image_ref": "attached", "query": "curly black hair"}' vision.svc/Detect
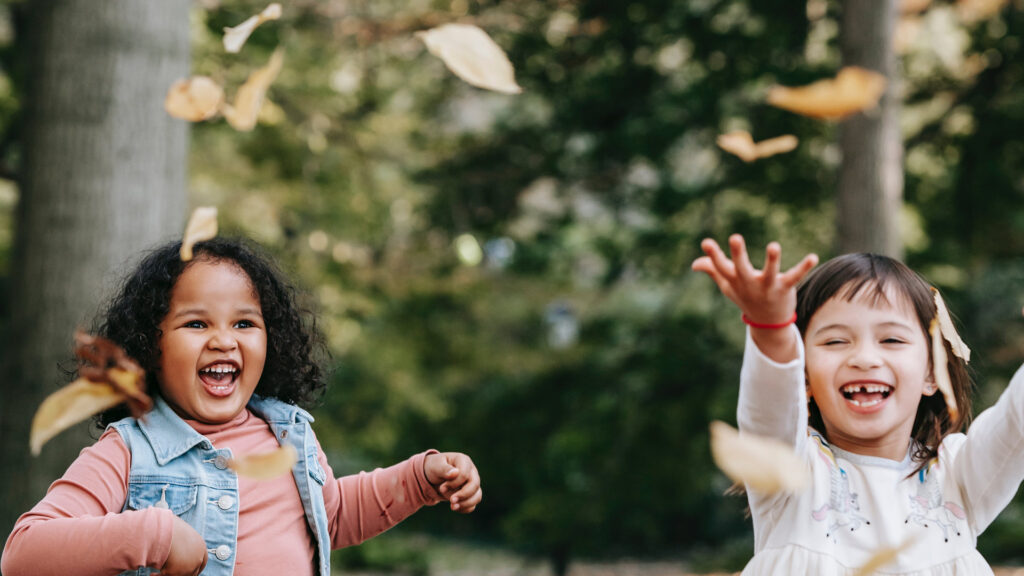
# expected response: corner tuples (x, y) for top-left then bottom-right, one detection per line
(91, 237), (328, 427)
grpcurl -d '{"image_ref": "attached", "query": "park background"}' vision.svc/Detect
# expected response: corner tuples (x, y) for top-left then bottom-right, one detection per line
(1, 0), (1024, 574)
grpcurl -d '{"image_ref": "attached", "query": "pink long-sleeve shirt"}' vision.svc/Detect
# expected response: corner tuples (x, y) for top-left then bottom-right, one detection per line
(2, 408), (445, 576)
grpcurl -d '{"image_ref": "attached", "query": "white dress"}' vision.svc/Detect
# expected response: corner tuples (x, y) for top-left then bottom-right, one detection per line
(738, 327), (1024, 575)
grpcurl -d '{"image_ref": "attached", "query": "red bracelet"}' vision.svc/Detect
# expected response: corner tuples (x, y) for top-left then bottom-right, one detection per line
(742, 312), (797, 330)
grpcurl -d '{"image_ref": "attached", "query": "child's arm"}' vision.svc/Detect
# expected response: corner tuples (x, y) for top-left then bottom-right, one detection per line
(1, 429), (179, 576)
(691, 234), (817, 363)
(951, 362), (1024, 534)
(319, 444), (481, 549)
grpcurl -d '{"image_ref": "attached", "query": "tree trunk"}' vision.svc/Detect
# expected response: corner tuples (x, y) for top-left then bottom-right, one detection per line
(836, 0), (903, 258)
(0, 0), (189, 535)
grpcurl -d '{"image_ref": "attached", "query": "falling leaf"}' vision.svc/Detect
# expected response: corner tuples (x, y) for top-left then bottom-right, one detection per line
(164, 76), (225, 122)
(716, 131), (798, 163)
(901, 0), (933, 14)
(223, 3), (283, 53)
(957, 0), (1010, 22)
(767, 66), (887, 120)
(228, 444), (298, 480)
(180, 206), (218, 262)
(30, 379), (126, 456)
(30, 333), (151, 455)
(709, 421), (809, 494)
(932, 288), (971, 362)
(852, 536), (916, 576)
(222, 49), (284, 131)
(416, 24), (522, 94)
(930, 319), (960, 421)
(74, 331), (150, 418)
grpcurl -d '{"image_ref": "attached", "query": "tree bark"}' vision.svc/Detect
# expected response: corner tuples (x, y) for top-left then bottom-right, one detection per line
(0, 0), (189, 535)
(837, 0), (903, 258)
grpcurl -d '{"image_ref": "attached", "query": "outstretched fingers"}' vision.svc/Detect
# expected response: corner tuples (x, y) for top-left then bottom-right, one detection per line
(779, 253), (819, 290)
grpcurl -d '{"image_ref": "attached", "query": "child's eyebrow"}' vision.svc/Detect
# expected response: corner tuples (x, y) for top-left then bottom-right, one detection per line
(811, 320), (916, 335)
(168, 307), (264, 319)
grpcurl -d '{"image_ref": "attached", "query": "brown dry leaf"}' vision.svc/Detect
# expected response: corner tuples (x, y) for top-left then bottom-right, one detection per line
(180, 206), (218, 262)
(164, 76), (225, 122)
(709, 421), (809, 494)
(30, 378), (126, 456)
(767, 66), (887, 120)
(852, 536), (916, 576)
(417, 24), (522, 94)
(74, 331), (150, 418)
(222, 49), (284, 132)
(223, 3), (283, 53)
(930, 319), (960, 421)
(716, 131), (798, 163)
(957, 0), (1010, 22)
(932, 288), (971, 362)
(228, 444), (298, 480)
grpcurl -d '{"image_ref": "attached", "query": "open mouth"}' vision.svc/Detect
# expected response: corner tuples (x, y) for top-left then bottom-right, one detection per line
(840, 383), (892, 407)
(199, 363), (240, 395)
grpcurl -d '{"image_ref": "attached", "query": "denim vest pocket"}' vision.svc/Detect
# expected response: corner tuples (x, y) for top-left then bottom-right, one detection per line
(128, 480), (199, 517)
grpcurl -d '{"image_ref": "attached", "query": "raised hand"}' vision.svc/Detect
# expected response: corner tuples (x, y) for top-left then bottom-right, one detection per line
(692, 234), (817, 324)
(692, 234), (817, 362)
(424, 452), (482, 513)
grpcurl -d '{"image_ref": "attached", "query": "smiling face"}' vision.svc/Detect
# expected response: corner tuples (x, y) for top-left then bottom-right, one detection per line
(804, 285), (935, 461)
(157, 259), (267, 424)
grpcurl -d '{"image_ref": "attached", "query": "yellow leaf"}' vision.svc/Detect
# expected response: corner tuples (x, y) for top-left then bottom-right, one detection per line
(957, 0), (1009, 22)
(223, 3), (283, 54)
(30, 378), (126, 456)
(932, 288), (971, 362)
(930, 319), (960, 421)
(228, 444), (298, 480)
(180, 206), (219, 261)
(164, 76), (224, 122)
(852, 536), (916, 576)
(222, 49), (284, 131)
(709, 421), (809, 494)
(417, 24), (522, 94)
(767, 66), (886, 120)
(716, 131), (798, 163)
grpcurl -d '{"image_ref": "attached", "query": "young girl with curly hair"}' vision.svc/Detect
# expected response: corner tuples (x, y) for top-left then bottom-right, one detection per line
(2, 237), (482, 576)
(693, 234), (1024, 575)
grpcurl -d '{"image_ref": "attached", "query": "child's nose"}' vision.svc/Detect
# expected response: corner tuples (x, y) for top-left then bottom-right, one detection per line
(846, 342), (882, 369)
(207, 331), (238, 350)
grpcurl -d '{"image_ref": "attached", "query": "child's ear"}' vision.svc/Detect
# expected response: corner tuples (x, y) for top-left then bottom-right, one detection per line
(922, 374), (937, 397)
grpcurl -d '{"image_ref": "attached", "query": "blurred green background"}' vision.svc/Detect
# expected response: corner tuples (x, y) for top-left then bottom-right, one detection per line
(1, 0), (1024, 574)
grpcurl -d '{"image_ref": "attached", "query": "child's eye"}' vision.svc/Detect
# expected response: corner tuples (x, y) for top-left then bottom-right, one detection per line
(235, 320), (256, 329)
(882, 337), (907, 344)
(184, 320), (206, 329)
(823, 339), (846, 346)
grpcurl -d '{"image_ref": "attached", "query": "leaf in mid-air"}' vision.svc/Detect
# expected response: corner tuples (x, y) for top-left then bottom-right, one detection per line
(709, 421), (809, 494)
(417, 24), (522, 94)
(223, 3), (282, 54)
(30, 379), (126, 456)
(852, 536), (916, 576)
(929, 319), (960, 421)
(180, 206), (219, 262)
(164, 76), (224, 122)
(716, 131), (798, 163)
(932, 288), (971, 362)
(767, 66), (886, 120)
(228, 444), (299, 480)
(223, 49), (284, 131)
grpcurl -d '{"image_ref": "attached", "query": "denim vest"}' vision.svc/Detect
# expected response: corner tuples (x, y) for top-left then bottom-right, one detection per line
(110, 395), (332, 576)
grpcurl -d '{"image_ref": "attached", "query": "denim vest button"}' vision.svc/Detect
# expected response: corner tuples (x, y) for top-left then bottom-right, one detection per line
(280, 429), (289, 439)
(213, 455), (229, 469)
(217, 495), (235, 510)
(214, 544), (232, 561)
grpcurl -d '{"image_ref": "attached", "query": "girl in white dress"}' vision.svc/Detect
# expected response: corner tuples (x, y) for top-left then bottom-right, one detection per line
(692, 234), (1024, 575)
